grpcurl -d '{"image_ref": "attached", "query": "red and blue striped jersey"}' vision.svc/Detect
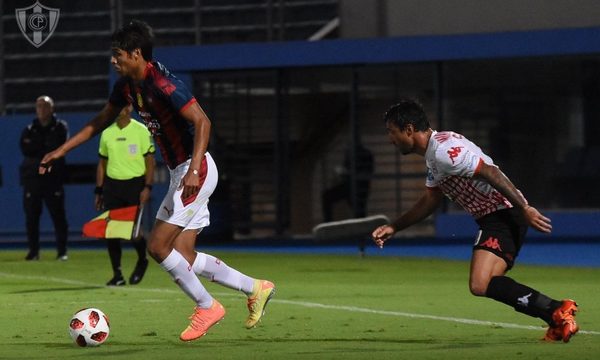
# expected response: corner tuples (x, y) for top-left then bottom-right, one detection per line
(109, 61), (197, 169)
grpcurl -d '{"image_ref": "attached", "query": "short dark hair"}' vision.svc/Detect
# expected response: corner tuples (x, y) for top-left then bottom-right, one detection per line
(111, 20), (154, 61)
(383, 97), (430, 131)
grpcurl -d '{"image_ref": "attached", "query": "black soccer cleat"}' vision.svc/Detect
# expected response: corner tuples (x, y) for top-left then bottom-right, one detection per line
(129, 259), (149, 285)
(106, 274), (126, 286)
(25, 252), (40, 261)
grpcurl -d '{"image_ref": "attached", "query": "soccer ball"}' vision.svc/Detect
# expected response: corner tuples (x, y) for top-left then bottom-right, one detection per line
(68, 308), (110, 347)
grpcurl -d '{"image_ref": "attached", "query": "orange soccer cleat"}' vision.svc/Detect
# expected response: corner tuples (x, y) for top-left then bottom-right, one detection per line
(180, 299), (226, 342)
(549, 299), (579, 343)
(542, 325), (562, 342)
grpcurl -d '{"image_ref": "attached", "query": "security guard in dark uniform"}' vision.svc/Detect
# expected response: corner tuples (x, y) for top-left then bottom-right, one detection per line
(20, 95), (69, 260)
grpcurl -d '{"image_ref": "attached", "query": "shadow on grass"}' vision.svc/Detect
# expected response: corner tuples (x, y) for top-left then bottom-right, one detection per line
(198, 337), (442, 346)
(185, 336), (534, 349)
(10, 286), (103, 294)
(4, 342), (145, 357)
(299, 268), (368, 273)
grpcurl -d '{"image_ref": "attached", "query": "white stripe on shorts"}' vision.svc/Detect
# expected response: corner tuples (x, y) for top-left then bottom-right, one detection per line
(155, 152), (218, 231)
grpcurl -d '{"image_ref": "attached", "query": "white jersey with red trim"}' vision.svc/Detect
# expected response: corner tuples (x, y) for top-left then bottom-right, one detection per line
(424, 130), (513, 218)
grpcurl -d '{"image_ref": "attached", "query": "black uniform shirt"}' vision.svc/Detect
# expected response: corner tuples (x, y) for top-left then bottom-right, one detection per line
(20, 115), (69, 185)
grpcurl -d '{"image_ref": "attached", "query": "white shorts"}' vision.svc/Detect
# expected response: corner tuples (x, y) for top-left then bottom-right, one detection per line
(156, 153), (218, 231)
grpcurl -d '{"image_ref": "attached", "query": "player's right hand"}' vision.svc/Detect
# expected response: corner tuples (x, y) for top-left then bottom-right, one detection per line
(523, 205), (552, 233)
(39, 148), (66, 174)
(372, 225), (395, 249)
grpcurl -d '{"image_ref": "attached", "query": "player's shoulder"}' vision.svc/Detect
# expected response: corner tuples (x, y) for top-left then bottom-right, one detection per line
(110, 77), (133, 98)
(430, 131), (470, 166)
(147, 61), (179, 95)
(151, 61), (172, 76)
(431, 131), (467, 147)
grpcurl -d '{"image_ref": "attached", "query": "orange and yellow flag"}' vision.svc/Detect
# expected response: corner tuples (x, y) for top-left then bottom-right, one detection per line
(82, 205), (140, 240)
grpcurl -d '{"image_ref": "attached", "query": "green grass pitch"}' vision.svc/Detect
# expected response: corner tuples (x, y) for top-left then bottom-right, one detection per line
(1, 249), (599, 359)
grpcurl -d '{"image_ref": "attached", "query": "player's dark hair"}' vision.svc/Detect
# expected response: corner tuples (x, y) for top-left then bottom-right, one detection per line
(383, 98), (430, 131)
(111, 20), (154, 61)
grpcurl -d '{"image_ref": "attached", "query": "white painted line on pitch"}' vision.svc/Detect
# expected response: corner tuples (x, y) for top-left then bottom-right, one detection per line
(273, 299), (600, 335)
(2, 271), (598, 336)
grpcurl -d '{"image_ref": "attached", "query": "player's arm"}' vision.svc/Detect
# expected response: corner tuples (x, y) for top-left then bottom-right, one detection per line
(179, 101), (211, 200)
(95, 158), (107, 211)
(474, 161), (551, 233)
(39, 103), (122, 174)
(140, 153), (155, 205)
(372, 187), (444, 248)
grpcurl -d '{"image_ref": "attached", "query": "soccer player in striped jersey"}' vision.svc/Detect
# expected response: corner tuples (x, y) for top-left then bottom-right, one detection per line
(372, 97), (578, 343)
(39, 20), (275, 341)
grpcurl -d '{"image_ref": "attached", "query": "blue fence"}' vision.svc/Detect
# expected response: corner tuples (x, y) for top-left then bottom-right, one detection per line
(3, 27), (600, 239)
(154, 26), (600, 72)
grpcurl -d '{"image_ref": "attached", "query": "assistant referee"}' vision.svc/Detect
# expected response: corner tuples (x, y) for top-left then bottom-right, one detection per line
(96, 104), (155, 286)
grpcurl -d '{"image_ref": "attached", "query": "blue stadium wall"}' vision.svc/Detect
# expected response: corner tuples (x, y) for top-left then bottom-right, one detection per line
(2, 27), (600, 238)
(0, 113), (100, 235)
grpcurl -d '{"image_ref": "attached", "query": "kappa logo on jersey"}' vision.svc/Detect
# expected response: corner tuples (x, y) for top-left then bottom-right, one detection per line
(447, 146), (464, 164)
(480, 236), (502, 251)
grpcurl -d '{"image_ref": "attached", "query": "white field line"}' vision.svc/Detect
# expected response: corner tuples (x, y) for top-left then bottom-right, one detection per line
(2, 271), (599, 336)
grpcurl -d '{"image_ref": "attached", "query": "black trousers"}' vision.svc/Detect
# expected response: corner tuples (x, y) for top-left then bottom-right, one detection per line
(103, 176), (147, 275)
(23, 181), (68, 256)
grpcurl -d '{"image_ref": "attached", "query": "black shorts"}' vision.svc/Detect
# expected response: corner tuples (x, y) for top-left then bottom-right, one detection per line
(103, 176), (145, 210)
(473, 208), (528, 270)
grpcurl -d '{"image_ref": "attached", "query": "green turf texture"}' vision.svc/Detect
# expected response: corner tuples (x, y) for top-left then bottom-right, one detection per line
(1, 249), (598, 359)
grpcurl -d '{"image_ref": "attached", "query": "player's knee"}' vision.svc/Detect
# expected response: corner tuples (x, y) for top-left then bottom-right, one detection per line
(146, 238), (168, 262)
(146, 244), (160, 262)
(469, 279), (489, 297)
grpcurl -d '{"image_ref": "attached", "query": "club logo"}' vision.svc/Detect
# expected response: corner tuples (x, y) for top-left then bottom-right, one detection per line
(15, 1), (60, 48)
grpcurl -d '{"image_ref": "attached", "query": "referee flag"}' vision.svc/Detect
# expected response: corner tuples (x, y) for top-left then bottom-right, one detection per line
(82, 205), (140, 240)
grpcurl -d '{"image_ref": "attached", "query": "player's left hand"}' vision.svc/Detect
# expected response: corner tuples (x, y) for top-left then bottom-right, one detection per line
(178, 168), (201, 204)
(523, 205), (552, 233)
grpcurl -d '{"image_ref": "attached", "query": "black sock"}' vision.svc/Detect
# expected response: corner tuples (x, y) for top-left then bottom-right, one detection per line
(132, 236), (147, 262)
(485, 276), (561, 326)
(106, 238), (122, 277)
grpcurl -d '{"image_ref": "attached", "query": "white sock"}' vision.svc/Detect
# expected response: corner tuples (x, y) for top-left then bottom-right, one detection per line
(193, 252), (255, 295)
(160, 249), (213, 308)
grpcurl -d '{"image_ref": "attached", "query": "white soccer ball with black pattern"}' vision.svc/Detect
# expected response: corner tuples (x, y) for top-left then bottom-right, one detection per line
(68, 308), (110, 346)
